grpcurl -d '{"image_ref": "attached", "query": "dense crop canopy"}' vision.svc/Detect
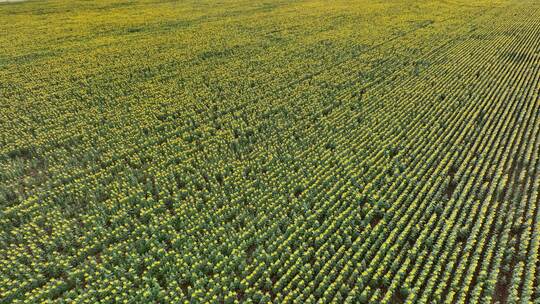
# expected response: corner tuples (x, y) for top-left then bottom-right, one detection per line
(1, 0), (539, 303)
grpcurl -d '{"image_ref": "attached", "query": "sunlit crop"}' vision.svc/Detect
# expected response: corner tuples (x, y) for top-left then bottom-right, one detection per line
(1, 0), (539, 303)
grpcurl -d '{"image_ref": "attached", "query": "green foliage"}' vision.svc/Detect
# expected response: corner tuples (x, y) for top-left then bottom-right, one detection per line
(0, 0), (538, 303)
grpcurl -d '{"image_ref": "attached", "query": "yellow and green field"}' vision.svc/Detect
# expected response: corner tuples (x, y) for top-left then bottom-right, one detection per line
(1, 0), (540, 303)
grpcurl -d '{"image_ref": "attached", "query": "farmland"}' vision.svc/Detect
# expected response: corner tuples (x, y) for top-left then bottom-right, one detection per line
(1, 0), (540, 303)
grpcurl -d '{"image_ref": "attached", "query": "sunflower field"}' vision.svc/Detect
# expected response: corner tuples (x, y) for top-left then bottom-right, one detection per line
(1, 0), (539, 303)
